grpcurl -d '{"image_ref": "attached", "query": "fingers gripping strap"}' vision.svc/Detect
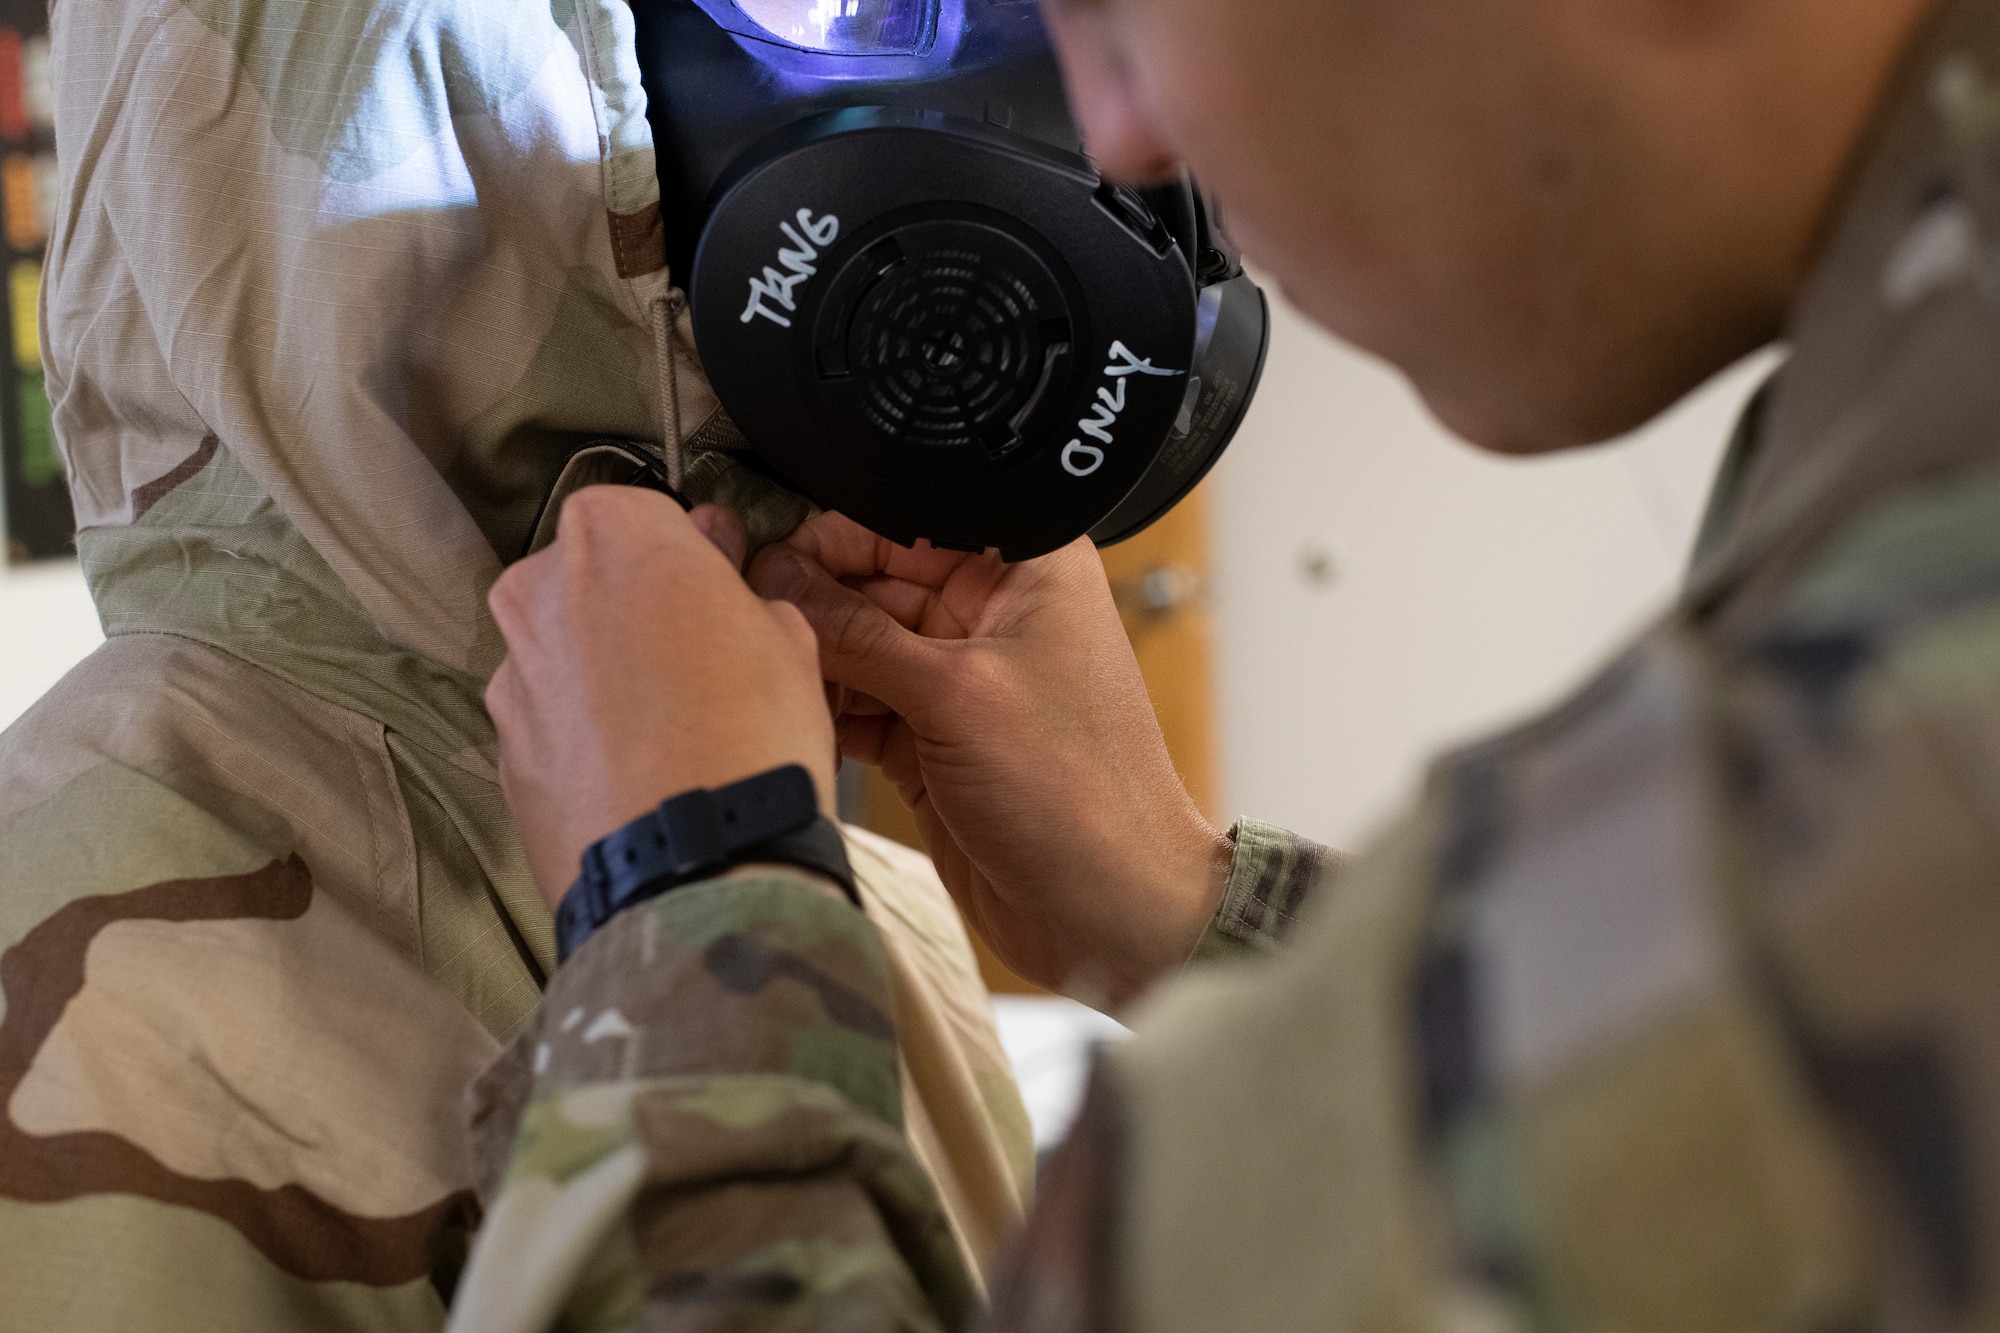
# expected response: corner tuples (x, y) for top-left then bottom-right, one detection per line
(556, 765), (857, 964)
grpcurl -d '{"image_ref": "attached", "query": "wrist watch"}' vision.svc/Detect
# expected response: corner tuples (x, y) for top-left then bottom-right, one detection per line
(554, 764), (857, 965)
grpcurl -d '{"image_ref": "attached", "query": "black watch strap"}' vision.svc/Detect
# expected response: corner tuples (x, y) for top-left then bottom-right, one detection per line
(555, 765), (857, 965)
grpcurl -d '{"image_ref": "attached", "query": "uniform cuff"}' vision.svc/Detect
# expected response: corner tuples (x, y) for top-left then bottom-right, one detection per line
(1189, 820), (1339, 964)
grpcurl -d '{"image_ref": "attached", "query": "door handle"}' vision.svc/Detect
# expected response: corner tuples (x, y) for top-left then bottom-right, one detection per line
(1111, 563), (1205, 624)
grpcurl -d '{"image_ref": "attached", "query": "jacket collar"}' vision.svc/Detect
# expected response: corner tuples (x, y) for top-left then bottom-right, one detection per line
(1686, 0), (2000, 628)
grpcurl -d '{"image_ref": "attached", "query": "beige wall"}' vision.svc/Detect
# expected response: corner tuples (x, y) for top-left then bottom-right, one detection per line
(1208, 290), (1777, 849)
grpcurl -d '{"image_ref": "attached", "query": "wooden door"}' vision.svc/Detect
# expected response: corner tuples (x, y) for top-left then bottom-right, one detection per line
(851, 483), (1220, 993)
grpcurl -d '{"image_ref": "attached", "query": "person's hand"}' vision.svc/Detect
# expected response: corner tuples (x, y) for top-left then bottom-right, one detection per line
(486, 488), (836, 911)
(750, 513), (1231, 1006)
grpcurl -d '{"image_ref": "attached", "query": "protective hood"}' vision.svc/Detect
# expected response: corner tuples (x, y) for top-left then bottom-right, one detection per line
(48, 0), (798, 705)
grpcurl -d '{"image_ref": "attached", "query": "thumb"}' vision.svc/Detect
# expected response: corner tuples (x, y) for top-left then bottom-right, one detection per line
(686, 503), (749, 571)
(751, 544), (952, 726)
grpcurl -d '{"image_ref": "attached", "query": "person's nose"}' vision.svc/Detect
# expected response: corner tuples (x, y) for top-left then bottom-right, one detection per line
(1043, 8), (1180, 186)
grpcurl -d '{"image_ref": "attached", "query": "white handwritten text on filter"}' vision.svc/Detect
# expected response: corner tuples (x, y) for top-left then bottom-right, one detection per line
(741, 209), (842, 329)
(1061, 342), (1182, 477)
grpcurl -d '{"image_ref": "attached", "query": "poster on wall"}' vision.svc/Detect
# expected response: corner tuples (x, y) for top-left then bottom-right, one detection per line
(0, 6), (67, 562)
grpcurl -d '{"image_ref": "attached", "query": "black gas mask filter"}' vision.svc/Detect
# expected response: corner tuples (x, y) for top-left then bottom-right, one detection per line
(634, 0), (1269, 559)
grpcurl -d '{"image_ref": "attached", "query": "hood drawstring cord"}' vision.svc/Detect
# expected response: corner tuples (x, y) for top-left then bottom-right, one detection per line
(651, 289), (690, 493)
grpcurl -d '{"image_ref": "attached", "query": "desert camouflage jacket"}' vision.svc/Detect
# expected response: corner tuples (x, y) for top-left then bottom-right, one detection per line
(456, 0), (2000, 1329)
(0, 1), (1034, 1328)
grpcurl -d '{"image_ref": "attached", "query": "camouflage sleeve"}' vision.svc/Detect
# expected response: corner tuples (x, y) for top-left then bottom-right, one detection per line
(447, 870), (977, 1333)
(1188, 820), (1341, 963)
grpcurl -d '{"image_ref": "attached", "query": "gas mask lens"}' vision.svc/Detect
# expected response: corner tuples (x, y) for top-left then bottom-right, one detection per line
(729, 0), (933, 53)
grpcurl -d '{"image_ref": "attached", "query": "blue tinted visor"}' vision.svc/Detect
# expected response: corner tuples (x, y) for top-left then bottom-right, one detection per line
(719, 0), (936, 54)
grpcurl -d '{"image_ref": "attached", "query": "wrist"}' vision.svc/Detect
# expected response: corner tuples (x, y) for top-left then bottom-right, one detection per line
(537, 755), (836, 913)
(1102, 811), (1233, 1004)
(555, 765), (856, 965)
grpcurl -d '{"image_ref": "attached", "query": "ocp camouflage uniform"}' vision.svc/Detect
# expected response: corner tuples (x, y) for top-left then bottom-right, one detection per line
(456, 0), (2000, 1328)
(0, 0), (1033, 1328)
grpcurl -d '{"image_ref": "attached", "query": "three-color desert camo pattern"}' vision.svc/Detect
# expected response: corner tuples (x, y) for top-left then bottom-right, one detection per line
(0, 0), (1031, 1327)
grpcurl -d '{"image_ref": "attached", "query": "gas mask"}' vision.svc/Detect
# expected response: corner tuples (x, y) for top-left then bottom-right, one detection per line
(635, 0), (1269, 560)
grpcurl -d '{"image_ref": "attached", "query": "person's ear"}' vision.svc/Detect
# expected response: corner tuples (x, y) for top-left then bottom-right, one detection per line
(1042, 0), (1180, 184)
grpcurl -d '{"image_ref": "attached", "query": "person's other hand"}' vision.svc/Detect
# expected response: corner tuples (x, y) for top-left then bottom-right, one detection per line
(486, 488), (836, 911)
(750, 513), (1230, 1006)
